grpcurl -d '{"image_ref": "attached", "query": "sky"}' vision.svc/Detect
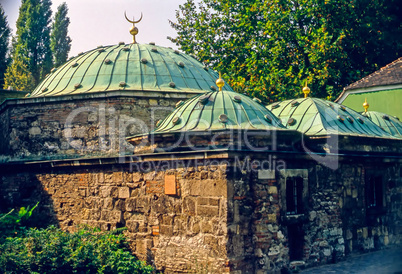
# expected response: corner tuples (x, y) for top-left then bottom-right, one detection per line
(1, 0), (189, 58)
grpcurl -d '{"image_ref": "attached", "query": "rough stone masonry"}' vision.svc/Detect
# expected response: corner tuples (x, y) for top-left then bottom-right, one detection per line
(1, 148), (401, 273)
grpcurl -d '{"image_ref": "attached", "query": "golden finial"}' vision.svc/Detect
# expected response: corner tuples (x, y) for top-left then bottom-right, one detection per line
(302, 80), (310, 98)
(125, 11), (143, 44)
(216, 72), (225, 91)
(363, 98), (369, 113)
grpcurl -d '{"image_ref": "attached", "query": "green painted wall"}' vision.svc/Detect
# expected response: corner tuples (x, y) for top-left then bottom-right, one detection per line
(342, 88), (401, 119)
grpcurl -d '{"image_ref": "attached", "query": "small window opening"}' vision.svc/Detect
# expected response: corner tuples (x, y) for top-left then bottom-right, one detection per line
(286, 177), (304, 215)
(366, 175), (383, 209)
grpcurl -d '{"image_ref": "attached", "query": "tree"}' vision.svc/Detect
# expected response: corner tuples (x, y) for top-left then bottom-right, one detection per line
(169, 0), (402, 102)
(51, 2), (71, 68)
(12, 0), (53, 87)
(3, 55), (36, 91)
(0, 4), (11, 88)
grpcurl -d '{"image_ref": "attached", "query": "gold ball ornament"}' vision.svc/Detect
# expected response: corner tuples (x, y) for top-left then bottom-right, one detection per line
(302, 85), (310, 98)
(130, 26), (139, 36)
(216, 73), (225, 91)
(363, 98), (369, 112)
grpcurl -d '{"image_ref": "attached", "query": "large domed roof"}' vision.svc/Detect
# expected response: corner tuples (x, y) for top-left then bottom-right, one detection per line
(30, 43), (233, 97)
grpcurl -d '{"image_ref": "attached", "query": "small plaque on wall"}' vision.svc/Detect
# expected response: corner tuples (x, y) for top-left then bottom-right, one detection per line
(258, 169), (275, 179)
(165, 174), (176, 195)
(152, 226), (159, 236)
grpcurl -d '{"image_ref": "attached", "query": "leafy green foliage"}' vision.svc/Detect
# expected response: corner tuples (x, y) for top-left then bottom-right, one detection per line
(0, 202), (38, 227)
(3, 55), (36, 91)
(12, 0), (53, 87)
(0, 226), (154, 274)
(4, 1), (73, 90)
(169, 0), (402, 102)
(0, 4), (11, 88)
(51, 2), (72, 68)
(0, 202), (39, 243)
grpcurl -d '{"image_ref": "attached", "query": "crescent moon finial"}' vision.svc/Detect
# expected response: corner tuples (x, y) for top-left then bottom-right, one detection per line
(124, 11), (134, 24)
(134, 12), (143, 24)
(124, 11), (143, 44)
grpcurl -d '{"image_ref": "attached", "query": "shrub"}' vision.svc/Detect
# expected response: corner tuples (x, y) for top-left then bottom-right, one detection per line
(0, 202), (38, 227)
(0, 203), (39, 242)
(0, 226), (154, 273)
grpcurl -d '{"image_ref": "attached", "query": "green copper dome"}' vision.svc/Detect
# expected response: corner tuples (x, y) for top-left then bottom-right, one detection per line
(153, 90), (285, 134)
(363, 111), (402, 137)
(267, 98), (395, 138)
(30, 43), (233, 97)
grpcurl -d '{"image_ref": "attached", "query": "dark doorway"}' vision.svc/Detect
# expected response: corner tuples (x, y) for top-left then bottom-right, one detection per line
(288, 224), (304, 261)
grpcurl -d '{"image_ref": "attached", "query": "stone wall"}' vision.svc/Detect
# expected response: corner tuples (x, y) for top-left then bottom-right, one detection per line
(0, 161), (230, 273)
(308, 163), (401, 254)
(0, 154), (401, 273)
(223, 156), (402, 273)
(0, 107), (10, 157)
(0, 94), (183, 161)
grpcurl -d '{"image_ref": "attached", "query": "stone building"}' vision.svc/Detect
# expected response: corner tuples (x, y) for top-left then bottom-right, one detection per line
(0, 42), (231, 161)
(0, 21), (401, 273)
(266, 95), (402, 269)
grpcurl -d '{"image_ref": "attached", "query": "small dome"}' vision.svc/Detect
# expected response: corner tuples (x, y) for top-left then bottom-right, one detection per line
(153, 90), (284, 134)
(30, 43), (233, 97)
(268, 98), (394, 138)
(363, 111), (402, 137)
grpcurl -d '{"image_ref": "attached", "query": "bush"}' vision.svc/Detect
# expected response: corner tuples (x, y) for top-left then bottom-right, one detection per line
(0, 226), (154, 273)
(0, 203), (38, 228)
(0, 203), (39, 243)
